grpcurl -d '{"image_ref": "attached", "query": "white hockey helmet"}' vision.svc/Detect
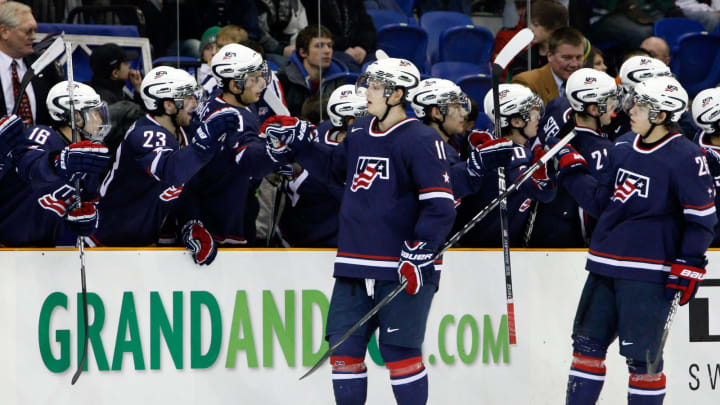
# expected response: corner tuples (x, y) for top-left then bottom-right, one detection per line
(408, 78), (470, 118)
(619, 56), (672, 91)
(483, 83), (544, 128)
(692, 87), (720, 134)
(355, 57), (420, 101)
(623, 76), (688, 123)
(47, 81), (111, 140)
(565, 68), (621, 114)
(211, 43), (270, 92)
(140, 66), (198, 112)
(327, 84), (368, 128)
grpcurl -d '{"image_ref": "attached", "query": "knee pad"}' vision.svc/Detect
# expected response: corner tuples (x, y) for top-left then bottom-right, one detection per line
(379, 343), (424, 377)
(571, 335), (609, 377)
(329, 334), (368, 372)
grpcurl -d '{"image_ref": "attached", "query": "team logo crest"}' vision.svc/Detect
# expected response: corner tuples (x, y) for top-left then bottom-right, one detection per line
(612, 169), (650, 202)
(639, 58), (651, 65)
(223, 51), (236, 60)
(702, 97), (713, 107)
(665, 85), (678, 92)
(154, 70), (167, 79)
(584, 77), (597, 85)
(37, 184), (76, 217)
(351, 156), (389, 191)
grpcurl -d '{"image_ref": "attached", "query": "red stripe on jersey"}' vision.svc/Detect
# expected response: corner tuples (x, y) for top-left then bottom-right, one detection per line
(589, 249), (671, 265)
(337, 251), (400, 261)
(419, 187), (453, 194)
(683, 201), (715, 210)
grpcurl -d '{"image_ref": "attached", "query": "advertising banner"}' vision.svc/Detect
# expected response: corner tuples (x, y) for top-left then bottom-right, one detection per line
(0, 249), (718, 404)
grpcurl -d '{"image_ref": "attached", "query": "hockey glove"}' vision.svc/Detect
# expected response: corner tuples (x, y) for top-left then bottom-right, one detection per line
(63, 201), (100, 236)
(0, 114), (24, 156)
(467, 130), (493, 149)
(54, 141), (111, 183)
(398, 240), (435, 295)
(703, 147), (720, 179)
(194, 108), (240, 151)
(181, 219), (217, 266)
(545, 136), (587, 177)
(665, 257), (707, 305)
(467, 138), (515, 177)
(264, 142), (296, 176)
(530, 145), (555, 188)
(261, 115), (316, 158)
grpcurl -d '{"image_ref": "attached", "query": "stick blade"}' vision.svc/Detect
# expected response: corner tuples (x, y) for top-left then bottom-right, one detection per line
(494, 28), (534, 70)
(30, 34), (65, 74)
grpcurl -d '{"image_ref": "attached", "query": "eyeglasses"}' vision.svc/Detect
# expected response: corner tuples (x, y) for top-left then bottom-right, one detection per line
(9, 25), (36, 36)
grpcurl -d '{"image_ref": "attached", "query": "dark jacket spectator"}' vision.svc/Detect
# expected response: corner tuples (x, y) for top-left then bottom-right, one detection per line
(277, 25), (347, 116)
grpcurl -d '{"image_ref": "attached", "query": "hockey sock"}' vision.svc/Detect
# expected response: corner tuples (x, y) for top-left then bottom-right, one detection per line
(380, 344), (427, 405)
(329, 335), (368, 405)
(628, 373), (666, 404)
(566, 353), (606, 405)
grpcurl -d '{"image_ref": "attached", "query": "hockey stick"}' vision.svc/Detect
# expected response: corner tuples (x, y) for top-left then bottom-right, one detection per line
(299, 131), (577, 380)
(65, 41), (90, 386)
(492, 28), (533, 346)
(646, 292), (681, 376)
(12, 35), (64, 116)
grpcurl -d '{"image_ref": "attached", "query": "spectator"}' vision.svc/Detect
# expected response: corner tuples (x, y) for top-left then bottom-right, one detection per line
(277, 25), (347, 116)
(584, 46), (607, 72)
(507, 1), (569, 79)
(197, 26), (220, 94)
(302, 0), (377, 71)
(640, 36), (670, 66)
(0, 1), (61, 126)
(512, 27), (585, 105)
(676, 0), (720, 32)
(256, 0), (309, 66)
(216, 25), (249, 48)
(89, 43), (143, 105)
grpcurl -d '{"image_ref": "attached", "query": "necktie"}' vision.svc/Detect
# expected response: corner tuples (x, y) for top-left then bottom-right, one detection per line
(11, 60), (32, 125)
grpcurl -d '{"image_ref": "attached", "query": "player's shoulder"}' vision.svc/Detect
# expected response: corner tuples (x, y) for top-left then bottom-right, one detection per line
(666, 131), (704, 158)
(21, 125), (65, 149)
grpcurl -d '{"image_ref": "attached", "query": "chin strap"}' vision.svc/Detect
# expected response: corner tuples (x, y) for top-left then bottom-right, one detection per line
(641, 123), (658, 139)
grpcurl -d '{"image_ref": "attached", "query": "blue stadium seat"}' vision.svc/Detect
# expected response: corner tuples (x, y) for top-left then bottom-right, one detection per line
(376, 24), (429, 72)
(367, 9), (409, 30)
(670, 32), (720, 98)
(457, 74), (492, 105)
(396, 0), (416, 18)
(420, 11), (473, 69)
(431, 61), (490, 83)
(438, 25), (494, 65)
(653, 18), (705, 51)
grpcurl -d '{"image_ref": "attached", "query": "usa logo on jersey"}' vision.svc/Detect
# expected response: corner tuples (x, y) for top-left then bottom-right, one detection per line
(37, 184), (75, 217)
(612, 169), (650, 202)
(351, 156), (389, 191)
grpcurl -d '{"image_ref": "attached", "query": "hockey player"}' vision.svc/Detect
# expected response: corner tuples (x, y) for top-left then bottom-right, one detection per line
(408, 77), (517, 203)
(177, 43), (278, 246)
(88, 66), (234, 265)
(529, 68), (621, 247)
(553, 76), (715, 404)
(691, 87), (720, 246)
(277, 84), (366, 247)
(453, 83), (556, 247)
(0, 82), (111, 246)
(263, 57), (512, 405)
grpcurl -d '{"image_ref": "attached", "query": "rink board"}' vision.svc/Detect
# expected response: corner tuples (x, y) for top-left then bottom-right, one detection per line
(0, 249), (719, 404)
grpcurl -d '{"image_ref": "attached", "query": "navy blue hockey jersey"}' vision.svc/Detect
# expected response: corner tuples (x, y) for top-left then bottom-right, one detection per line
(454, 138), (556, 247)
(177, 95), (275, 245)
(278, 120), (344, 247)
(564, 132), (717, 283)
(0, 126), (95, 246)
(695, 131), (720, 246)
(89, 115), (214, 246)
(296, 115), (456, 282)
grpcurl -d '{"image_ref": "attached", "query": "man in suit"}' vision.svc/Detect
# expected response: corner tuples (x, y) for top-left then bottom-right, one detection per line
(0, 2), (61, 126)
(512, 27), (585, 105)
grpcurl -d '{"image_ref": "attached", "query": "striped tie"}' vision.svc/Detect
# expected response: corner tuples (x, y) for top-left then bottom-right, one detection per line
(11, 60), (32, 125)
